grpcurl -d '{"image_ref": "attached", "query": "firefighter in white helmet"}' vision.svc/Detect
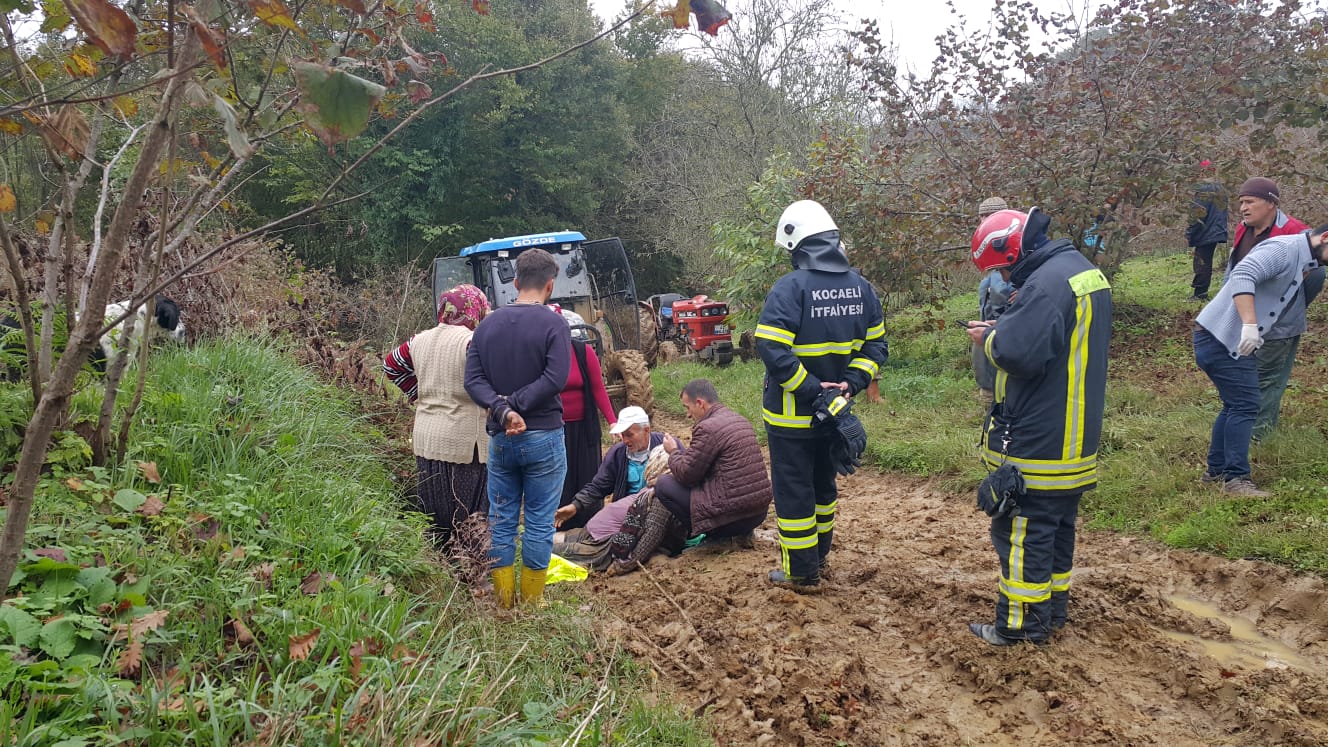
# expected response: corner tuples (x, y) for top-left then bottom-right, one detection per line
(756, 200), (888, 590)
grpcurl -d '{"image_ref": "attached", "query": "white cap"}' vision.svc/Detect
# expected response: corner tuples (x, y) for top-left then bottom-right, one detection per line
(609, 406), (650, 435)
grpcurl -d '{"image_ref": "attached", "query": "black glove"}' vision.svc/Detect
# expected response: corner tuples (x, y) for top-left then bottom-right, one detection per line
(977, 463), (1024, 519)
(827, 408), (867, 477)
(812, 388), (850, 424)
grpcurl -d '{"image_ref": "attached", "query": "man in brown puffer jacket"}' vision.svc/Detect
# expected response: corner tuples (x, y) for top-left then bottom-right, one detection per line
(657, 378), (772, 541)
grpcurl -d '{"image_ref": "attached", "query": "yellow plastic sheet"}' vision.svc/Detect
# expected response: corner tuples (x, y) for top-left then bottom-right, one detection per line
(545, 553), (589, 585)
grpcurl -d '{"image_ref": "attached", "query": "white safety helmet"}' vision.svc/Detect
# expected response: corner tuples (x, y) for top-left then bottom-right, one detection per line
(775, 200), (838, 252)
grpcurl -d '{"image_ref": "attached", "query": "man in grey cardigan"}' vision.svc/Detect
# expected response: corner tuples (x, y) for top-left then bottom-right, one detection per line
(1193, 222), (1328, 496)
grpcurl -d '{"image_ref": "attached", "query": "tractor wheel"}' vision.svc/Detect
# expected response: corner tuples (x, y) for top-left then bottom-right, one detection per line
(657, 340), (683, 365)
(603, 349), (654, 417)
(714, 340), (735, 366)
(637, 301), (660, 367)
(737, 330), (757, 361)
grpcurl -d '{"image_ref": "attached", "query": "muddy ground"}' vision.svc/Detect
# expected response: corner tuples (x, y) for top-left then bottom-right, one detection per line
(578, 415), (1328, 746)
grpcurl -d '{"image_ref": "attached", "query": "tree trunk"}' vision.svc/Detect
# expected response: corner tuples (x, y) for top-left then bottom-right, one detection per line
(0, 35), (201, 599)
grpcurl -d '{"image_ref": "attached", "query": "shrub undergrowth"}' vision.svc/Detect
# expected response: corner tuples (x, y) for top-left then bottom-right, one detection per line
(1, 339), (707, 745)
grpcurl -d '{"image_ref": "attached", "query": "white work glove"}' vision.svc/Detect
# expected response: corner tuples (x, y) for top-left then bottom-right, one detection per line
(1237, 324), (1263, 357)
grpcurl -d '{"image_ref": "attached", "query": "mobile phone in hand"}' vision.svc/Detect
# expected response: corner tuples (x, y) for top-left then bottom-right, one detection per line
(954, 319), (973, 329)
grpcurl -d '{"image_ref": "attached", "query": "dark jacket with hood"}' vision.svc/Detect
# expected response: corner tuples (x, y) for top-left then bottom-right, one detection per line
(1185, 182), (1230, 248)
(568, 431), (667, 520)
(755, 231), (888, 437)
(977, 209), (1113, 496)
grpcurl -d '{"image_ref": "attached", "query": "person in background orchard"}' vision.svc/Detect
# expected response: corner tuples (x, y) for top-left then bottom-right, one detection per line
(1226, 177), (1322, 440)
(1185, 160), (1229, 302)
(973, 196), (1013, 410)
(383, 284), (491, 554)
(1194, 221), (1328, 496)
(964, 207), (1112, 645)
(548, 304), (617, 528)
(464, 249), (571, 610)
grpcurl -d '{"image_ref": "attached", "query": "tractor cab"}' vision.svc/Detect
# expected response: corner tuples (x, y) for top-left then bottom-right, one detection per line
(430, 231), (655, 414)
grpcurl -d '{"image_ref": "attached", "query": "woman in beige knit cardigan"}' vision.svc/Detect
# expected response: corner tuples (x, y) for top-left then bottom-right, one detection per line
(384, 284), (491, 550)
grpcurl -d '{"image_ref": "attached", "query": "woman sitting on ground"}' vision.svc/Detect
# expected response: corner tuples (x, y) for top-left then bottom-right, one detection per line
(554, 445), (682, 572)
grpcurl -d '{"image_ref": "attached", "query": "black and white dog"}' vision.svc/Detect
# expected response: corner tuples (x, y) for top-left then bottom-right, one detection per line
(91, 296), (186, 371)
(1, 296), (185, 377)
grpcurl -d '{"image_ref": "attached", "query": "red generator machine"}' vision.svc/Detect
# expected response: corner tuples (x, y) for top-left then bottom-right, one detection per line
(663, 294), (735, 366)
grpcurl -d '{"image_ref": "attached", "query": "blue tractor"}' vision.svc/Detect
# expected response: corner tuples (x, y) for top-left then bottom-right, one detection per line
(431, 231), (655, 415)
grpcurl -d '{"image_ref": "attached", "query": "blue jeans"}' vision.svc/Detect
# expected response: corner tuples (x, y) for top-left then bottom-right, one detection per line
(486, 428), (567, 570)
(1254, 335), (1299, 439)
(1194, 329), (1259, 479)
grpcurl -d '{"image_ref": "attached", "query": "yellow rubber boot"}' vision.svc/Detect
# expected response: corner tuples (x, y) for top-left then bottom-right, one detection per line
(491, 566), (515, 609)
(519, 567), (548, 608)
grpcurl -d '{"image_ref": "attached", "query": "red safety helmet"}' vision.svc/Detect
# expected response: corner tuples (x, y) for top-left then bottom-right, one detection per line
(971, 209), (1027, 271)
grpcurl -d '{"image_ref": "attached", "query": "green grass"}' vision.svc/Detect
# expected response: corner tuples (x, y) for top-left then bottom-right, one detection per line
(653, 251), (1328, 575)
(1, 338), (709, 745)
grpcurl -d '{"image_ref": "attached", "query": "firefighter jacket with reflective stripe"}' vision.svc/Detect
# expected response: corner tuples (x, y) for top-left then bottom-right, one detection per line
(978, 239), (1112, 495)
(756, 268), (887, 437)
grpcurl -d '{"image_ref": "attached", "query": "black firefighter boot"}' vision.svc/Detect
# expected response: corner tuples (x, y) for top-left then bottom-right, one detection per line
(768, 569), (820, 593)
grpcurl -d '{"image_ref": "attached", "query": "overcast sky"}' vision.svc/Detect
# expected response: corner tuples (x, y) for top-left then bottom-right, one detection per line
(587, 0), (1106, 73)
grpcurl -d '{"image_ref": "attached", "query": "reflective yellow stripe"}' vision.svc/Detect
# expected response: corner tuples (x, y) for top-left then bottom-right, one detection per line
(1051, 571), (1072, 592)
(1067, 268), (1110, 297)
(995, 369), (1006, 402)
(755, 324), (795, 345)
(778, 534), (819, 550)
(777, 516), (816, 531)
(1005, 516), (1028, 630)
(816, 501), (836, 533)
(1063, 295), (1091, 460)
(792, 339), (862, 356)
(781, 364), (808, 391)
(1000, 576), (1052, 603)
(815, 501), (837, 515)
(763, 408), (813, 428)
(816, 519), (834, 533)
(981, 450), (1097, 469)
(865, 322), (885, 340)
(848, 357), (879, 377)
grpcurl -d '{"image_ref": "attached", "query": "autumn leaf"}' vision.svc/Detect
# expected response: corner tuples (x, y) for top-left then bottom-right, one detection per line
(35, 106), (90, 160)
(137, 495), (165, 517)
(40, 0), (72, 33)
(251, 562), (276, 588)
(63, 0), (138, 60)
(34, 218), (50, 235)
(0, 117), (21, 136)
(690, 0), (731, 36)
(191, 514), (220, 541)
(224, 617), (255, 647)
(180, 4), (227, 70)
(288, 628), (320, 661)
(661, 0), (691, 30)
(248, 0), (300, 33)
(300, 570), (335, 595)
(136, 461), (161, 483)
(130, 609), (168, 639)
(0, 185), (15, 214)
(64, 477), (84, 491)
(117, 640), (144, 676)
(63, 51), (96, 77)
(414, 0), (433, 30)
(293, 62), (386, 148)
(406, 80), (431, 104)
(111, 95), (138, 118)
(336, 0), (366, 14)
(471, 0), (488, 14)
(32, 546), (67, 561)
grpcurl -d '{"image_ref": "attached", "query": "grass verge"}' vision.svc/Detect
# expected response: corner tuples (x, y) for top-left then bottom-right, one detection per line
(1, 338), (709, 745)
(652, 251), (1328, 575)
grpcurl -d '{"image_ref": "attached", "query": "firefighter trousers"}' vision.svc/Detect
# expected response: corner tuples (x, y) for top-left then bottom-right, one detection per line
(990, 492), (1081, 641)
(767, 431), (838, 581)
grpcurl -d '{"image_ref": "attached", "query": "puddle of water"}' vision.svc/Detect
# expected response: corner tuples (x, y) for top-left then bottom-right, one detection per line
(1162, 594), (1313, 672)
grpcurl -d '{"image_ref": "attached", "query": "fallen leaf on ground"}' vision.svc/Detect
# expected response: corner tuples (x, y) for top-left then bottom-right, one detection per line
(130, 609), (168, 639)
(135, 461), (161, 483)
(300, 571), (335, 595)
(137, 495), (165, 516)
(289, 628), (320, 661)
(117, 640), (143, 676)
(32, 547), (68, 562)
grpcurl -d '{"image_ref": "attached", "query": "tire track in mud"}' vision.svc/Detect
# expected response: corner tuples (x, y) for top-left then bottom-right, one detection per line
(580, 415), (1328, 746)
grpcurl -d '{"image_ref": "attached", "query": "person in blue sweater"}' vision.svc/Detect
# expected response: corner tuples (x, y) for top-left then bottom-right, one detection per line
(464, 248), (572, 609)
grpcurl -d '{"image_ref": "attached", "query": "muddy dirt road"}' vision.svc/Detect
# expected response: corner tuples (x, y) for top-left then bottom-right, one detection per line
(581, 416), (1328, 746)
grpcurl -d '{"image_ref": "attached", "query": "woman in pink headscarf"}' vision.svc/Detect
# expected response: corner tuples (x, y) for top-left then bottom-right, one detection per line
(384, 285), (491, 553)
